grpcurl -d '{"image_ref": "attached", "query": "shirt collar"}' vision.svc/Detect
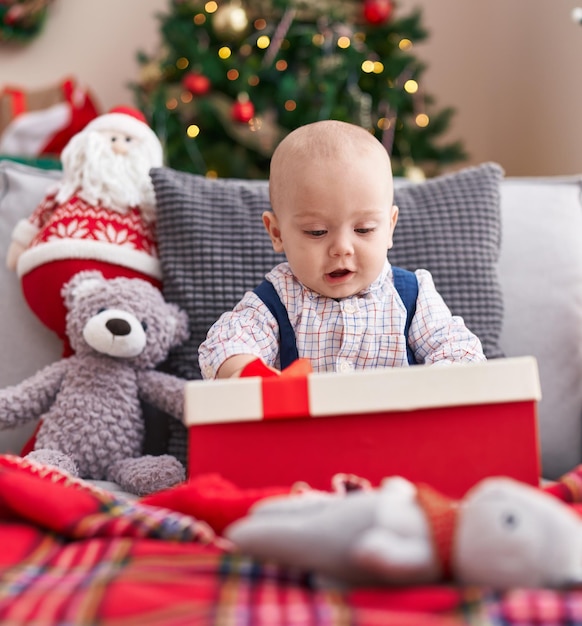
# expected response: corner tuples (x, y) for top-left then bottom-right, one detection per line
(362, 259), (391, 296)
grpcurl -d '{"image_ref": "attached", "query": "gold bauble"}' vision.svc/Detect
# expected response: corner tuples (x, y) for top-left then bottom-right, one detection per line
(140, 61), (163, 86)
(213, 1), (249, 40)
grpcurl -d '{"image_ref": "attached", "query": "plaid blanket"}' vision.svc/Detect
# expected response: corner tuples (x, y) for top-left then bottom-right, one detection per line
(1, 455), (582, 626)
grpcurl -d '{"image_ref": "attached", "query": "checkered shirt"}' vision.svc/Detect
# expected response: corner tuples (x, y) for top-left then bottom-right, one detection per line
(199, 261), (485, 379)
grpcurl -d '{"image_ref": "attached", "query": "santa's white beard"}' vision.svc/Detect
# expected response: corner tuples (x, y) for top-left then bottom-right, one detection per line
(56, 132), (157, 222)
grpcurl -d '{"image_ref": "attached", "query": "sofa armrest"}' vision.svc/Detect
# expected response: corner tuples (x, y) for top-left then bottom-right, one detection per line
(499, 176), (582, 478)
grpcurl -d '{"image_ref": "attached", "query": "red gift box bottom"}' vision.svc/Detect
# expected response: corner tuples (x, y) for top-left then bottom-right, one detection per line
(188, 399), (540, 498)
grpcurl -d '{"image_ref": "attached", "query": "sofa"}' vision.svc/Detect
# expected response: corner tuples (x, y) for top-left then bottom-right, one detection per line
(2, 159), (582, 479)
(1, 158), (582, 623)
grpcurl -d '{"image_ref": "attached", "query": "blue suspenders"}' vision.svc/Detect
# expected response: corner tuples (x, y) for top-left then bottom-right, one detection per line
(392, 266), (419, 367)
(253, 279), (300, 370)
(253, 266), (419, 369)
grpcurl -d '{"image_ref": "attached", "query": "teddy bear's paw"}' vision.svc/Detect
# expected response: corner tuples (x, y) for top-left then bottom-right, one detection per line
(109, 454), (186, 497)
(26, 449), (79, 477)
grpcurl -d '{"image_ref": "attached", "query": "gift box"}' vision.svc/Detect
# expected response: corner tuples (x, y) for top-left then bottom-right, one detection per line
(185, 357), (542, 497)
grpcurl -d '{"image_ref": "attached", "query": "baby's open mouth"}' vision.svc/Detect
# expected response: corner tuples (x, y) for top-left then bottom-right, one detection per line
(328, 269), (351, 278)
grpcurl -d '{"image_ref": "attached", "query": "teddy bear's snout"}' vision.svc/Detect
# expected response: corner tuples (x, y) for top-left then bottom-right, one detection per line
(106, 318), (132, 337)
(82, 308), (147, 358)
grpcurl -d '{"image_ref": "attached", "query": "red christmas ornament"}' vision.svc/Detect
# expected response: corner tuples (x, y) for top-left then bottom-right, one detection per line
(182, 71), (211, 96)
(231, 93), (255, 123)
(363, 0), (394, 25)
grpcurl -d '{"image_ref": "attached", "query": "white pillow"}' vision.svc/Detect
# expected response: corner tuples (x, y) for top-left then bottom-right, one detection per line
(0, 160), (62, 453)
(499, 176), (582, 479)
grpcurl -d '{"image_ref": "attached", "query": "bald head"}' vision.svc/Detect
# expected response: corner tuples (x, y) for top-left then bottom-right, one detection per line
(269, 120), (392, 213)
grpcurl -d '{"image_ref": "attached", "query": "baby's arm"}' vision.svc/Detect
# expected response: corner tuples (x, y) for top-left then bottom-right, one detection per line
(410, 270), (486, 364)
(217, 354), (264, 378)
(199, 292), (281, 379)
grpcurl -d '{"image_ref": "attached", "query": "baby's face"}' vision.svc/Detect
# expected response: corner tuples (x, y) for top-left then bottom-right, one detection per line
(265, 153), (397, 299)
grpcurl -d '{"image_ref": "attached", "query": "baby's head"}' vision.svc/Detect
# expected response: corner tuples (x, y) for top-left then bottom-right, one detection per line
(263, 120), (398, 299)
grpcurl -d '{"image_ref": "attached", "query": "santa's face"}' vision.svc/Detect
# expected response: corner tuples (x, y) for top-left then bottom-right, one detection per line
(106, 130), (134, 156)
(57, 126), (159, 221)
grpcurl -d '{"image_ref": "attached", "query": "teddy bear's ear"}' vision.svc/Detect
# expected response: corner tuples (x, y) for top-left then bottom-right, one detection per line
(61, 270), (106, 310)
(166, 304), (190, 348)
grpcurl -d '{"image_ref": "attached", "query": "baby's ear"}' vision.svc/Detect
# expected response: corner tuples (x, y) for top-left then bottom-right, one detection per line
(387, 204), (399, 249)
(262, 210), (284, 253)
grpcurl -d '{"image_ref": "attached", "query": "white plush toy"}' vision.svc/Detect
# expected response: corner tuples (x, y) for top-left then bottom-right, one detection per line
(226, 476), (582, 589)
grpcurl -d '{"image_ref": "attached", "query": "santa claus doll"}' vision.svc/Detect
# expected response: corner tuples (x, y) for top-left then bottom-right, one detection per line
(6, 107), (164, 355)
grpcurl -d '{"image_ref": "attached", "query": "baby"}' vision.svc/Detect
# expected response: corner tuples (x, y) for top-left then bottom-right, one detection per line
(199, 120), (485, 379)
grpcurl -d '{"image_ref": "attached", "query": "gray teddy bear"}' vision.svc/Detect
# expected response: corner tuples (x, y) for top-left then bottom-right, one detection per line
(0, 270), (190, 496)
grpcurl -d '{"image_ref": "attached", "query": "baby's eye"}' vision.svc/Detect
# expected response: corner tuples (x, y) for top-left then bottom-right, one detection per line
(355, 228), (375, 234)
(125, 136), (132, 143)
(304, 230), (327, 237)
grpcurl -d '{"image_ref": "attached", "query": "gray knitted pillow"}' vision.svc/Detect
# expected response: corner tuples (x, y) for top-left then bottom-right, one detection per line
(152, 162), (504, 460)
(390, 162), (505, 359)
(153, 161), (504, 376)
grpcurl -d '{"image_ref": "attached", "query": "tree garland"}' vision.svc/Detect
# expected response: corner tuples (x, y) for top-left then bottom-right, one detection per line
(0, 0), (53, 44)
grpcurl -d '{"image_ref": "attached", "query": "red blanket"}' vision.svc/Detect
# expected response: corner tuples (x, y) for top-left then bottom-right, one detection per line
(1, 454), (582, 625)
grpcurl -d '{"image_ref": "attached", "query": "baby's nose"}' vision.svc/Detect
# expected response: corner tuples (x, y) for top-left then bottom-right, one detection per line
(330, 233), (355, 256)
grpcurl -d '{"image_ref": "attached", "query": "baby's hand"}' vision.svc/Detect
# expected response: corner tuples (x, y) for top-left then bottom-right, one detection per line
(216, 355), (277, 378)
(239, 358), (280, 378)
(239, 358), (313, 379)
(229, 357), (312, 379)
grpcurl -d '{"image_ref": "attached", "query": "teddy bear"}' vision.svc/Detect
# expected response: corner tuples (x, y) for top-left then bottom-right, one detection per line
(5, 107), (164, 356)
(225, 474), (582, 589)
(0, 270), (190, 496)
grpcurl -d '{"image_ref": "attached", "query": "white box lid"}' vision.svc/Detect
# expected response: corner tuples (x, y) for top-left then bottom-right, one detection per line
(184, 356), (541, 426)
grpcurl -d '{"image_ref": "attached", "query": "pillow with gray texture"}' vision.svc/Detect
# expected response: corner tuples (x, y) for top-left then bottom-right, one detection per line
(152, 162), (504, 464)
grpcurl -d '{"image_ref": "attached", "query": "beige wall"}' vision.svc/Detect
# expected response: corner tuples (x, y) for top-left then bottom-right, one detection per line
(2, 0), (582, 176)
(0, 0), (166, 118)
(398, 0), (582, 176)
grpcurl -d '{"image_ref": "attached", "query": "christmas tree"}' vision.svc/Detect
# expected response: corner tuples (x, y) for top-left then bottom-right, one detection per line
(132, 0), (467, 179)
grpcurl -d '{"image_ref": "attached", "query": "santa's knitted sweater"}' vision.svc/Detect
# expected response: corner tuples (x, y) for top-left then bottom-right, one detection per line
(12, 192), (162, 280)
